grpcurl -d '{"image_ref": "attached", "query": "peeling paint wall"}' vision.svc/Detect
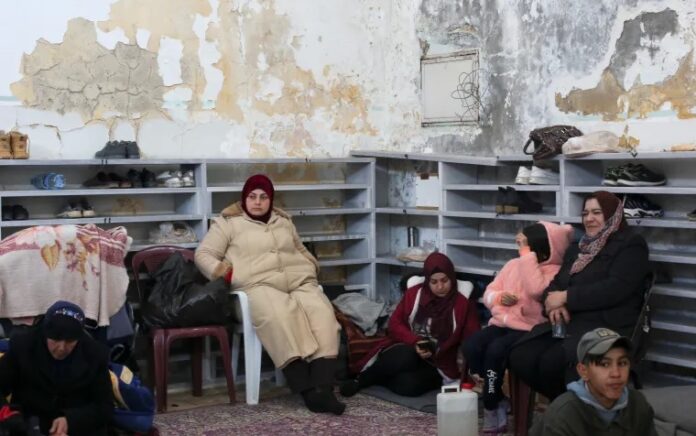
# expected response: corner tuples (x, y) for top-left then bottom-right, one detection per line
(1, 0), (695, 158)
(414, 0), (696, 155)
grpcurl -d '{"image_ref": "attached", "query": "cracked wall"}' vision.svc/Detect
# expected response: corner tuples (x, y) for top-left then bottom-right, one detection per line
(1, 0), (385, 158)
(413, 1), (696, 155)
(3, 0), (696, 158)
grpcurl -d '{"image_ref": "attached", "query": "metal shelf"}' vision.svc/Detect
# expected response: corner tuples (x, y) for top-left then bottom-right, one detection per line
(0, 214), (204, 228)
(375, 207), (440, 216)
(445, 184), (559, 192)
(1, 187), (198, 197)
(208, 183), (369, 193)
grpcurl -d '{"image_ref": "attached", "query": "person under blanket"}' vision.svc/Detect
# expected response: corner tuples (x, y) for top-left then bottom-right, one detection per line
(0, 301), (112, 436)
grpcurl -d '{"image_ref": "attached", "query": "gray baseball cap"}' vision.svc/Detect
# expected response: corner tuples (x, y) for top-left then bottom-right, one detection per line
(577, 328), (632, 362)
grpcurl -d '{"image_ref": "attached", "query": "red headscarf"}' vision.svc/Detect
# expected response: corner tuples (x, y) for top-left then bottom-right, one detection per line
(241, 174), (274, 223)
(413, 252), (459, 343)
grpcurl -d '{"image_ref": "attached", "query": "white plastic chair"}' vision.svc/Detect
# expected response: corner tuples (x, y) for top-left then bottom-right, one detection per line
(230, 290), (285, 405)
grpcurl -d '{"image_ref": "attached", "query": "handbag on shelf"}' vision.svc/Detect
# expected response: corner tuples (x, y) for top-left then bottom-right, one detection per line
(523, 125), (582, 161)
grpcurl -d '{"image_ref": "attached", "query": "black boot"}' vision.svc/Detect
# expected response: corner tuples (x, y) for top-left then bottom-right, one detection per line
(310, 358), (346, 415)
(282, 359), (312, 394)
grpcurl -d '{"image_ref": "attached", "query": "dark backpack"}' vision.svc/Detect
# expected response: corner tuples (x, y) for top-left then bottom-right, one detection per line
(523, 125), (582, 161)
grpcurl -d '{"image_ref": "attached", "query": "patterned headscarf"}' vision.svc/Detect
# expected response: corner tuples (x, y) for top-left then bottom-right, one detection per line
(413, 252), (459, 343)
(241, 174), (274, 224)
(570, 192), (625, 275)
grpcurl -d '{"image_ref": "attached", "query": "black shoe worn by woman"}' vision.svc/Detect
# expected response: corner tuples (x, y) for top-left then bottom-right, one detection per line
(339, 379), (360, 397)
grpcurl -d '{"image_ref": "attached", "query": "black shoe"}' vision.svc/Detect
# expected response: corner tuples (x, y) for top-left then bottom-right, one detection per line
(95, 141), (127, 159)
(339, 379), (360, 397)
(2, 205), (13, 221)
(516, 191), (543, 214)
(623, 194), (663, 218)
(125, 141), (141, 159)
(602, 164), (631, 186)
(83, 171), (117, 188)
(127, 169), (143, 188)
(301, 387), (345, 415)
(617, 164), (665, 186)
(108, 172), (131, 188)
(495, 187), (508, 214)
(12, 205), (29, 220)
(140, 168), (157, 188)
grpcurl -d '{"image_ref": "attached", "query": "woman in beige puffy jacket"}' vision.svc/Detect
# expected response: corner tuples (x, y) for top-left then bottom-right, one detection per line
(195, 174), (344, 415)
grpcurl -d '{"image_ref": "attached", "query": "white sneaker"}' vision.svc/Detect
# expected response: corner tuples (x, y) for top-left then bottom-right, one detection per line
(515, 166), (531, 184)
(181, 170), (195, 187)
(529, 166), (559, 185)
(156, 170), (183, 188)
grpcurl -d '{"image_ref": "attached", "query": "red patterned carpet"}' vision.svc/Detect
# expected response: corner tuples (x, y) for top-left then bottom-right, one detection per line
(154, 393), (437, 435)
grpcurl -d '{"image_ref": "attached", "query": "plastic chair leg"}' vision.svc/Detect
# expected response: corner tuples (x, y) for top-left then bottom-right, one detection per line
(214, 328), (236, 404)
(191, 337), (203, 397)
(232, 290), (263, 405)
(275, 368), (285, 387)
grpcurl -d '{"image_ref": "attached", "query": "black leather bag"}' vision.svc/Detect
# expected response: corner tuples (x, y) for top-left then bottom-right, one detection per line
(523, 125), (582, 160)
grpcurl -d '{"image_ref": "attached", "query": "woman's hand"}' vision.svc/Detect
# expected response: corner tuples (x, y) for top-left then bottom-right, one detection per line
(500, 292), (518, 306)
(549, 307), (571, 325)
(49, 417), (68, 436)
(545, 290), (567, 312)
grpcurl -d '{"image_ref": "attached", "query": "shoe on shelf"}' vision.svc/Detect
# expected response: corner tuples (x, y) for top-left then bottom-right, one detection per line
(156, 170), (184, 188)
(9, 131), (29, 159)
(688, 209), (696, 221)
(495, 186), (510, 214)
(529, 166), (559, 185)
(125, 141), (141, 159)
(79, 198), (96, 217)
(504, 188), (543, 214)
(83, 171), (118, 189)
(140, 168), (157, 188)
(148, 222), (198, 244)
(1, 205), (12, 220)
(514, 167), (531, 185)
(623, 194), (664, 218)
(57, 202), (83, 218)
(127, 168), (143, 188)
(95, 140), (127, 159)
(0, 131), (11, 159)
(31, 172), (65, 190)
(11, 205), (29, 220)
(602, 164), (630, 186)
(181, 169), (195, 187)
(616, 164), (666, 186)
(108, 172), (132, 188)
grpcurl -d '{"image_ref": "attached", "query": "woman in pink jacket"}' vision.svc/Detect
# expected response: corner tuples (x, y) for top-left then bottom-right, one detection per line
(463, 221), (573, 434)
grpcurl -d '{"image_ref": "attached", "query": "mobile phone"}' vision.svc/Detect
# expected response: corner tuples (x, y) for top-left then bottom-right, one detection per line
(416, 339), (435, 353)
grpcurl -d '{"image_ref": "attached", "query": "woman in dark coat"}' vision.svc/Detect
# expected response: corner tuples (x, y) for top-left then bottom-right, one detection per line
(0, 301), (112, 436)
(508, 191), (650, 400)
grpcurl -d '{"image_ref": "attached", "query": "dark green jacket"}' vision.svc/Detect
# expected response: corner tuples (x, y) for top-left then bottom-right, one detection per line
(530, 387), (658, 436)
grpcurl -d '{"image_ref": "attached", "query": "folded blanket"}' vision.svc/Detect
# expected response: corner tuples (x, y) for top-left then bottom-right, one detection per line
(0, 224), (131, 326)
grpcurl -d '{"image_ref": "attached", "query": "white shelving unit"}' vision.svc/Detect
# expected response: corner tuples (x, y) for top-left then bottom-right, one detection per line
(353, 149), (696, 380)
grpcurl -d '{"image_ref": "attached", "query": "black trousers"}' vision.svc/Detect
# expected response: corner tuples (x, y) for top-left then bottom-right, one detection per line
(507, 333), (570, 401)
(463, 325), (525, 410)
(359, 343), (441, 397)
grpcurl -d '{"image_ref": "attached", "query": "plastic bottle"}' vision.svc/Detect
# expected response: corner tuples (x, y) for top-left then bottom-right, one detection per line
(436, 382), (478, 436)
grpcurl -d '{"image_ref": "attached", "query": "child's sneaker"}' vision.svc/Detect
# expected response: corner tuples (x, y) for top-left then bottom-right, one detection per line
(482, 408), (500, 434)
(57, 203), (82, 218)
(181, 169), (195, 187)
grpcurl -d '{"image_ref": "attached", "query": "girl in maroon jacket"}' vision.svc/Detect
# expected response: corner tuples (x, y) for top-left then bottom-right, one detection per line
(340, 252), (480, 397)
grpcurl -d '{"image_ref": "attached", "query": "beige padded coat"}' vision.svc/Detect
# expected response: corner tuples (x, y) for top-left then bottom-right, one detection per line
(194, 202), (339, 368)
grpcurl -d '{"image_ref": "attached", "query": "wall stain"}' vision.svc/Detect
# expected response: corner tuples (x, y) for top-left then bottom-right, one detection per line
(11, 18), (164, 119)
(557, 51), (696, 121)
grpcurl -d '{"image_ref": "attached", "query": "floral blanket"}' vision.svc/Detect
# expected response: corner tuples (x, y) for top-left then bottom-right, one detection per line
(0, 224), (132, 326)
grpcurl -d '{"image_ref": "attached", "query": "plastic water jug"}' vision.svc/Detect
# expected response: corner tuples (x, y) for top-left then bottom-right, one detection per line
(436, 383), (478, 436)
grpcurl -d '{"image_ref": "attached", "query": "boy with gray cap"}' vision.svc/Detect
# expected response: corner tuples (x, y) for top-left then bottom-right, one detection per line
(530, 327), (657, 436)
